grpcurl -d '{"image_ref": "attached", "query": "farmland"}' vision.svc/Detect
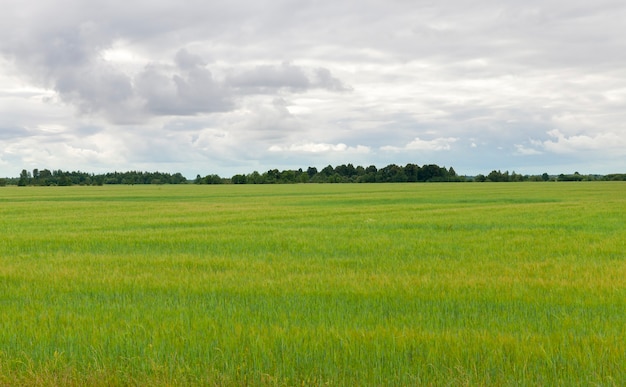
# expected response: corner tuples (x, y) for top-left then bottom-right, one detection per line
(0, 183), (625, 385)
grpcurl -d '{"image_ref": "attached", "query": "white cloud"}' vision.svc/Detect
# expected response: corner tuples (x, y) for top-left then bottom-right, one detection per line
(269, 143), (370, 154)
(514, 144), (542, 156)
(538, 129), (626, 154)
(382, 137), (459, 152)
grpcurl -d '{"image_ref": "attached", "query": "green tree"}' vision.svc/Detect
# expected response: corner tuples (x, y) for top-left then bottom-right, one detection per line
(247, 171), (262, 184)
(511, 171), (524, 182)
(365, 165), (377, 174)
(487, 170), (505, 182)
(279, 170), (296, 183)
(18, 169), (30, 186)
(58, 174), (71, 186)
(310, 173), (328, 183)
(357, 172), (376, 183)
(419, 164), (443, 182)
(205, 174), (223, 184)
(232, 174), (247, 184)
(320, 165), (334, 177)
(404, 163), (420, 182)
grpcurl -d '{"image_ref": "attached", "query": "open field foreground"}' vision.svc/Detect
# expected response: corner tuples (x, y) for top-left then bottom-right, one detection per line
(0, 183), (625, 386)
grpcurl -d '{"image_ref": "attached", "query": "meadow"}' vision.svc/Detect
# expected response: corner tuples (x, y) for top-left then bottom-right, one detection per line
(0, 182), (624, 385)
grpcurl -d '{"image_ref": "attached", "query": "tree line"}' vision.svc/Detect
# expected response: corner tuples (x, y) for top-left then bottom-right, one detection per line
(4, 169), (187, 186)
(221, 163), (461, 184)
(474, 170), (625, 182)
(199, 166), (622, 184)
(1, 165), (624, 187)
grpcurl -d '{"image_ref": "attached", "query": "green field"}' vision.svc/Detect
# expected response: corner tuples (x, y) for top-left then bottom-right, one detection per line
(1, 183), (625, 385)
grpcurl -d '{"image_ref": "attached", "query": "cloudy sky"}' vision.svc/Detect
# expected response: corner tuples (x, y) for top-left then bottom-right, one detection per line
(2, 0), (626, 178)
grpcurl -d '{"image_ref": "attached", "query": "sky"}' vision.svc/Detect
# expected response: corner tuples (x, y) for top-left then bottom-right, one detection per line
(1, 0), (626, 178)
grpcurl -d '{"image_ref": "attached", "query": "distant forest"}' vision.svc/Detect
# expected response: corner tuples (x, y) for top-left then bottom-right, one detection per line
(1, 165), (625, 186)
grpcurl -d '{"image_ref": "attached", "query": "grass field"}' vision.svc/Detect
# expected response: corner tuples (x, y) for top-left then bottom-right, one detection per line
(0, 182), (625, 385)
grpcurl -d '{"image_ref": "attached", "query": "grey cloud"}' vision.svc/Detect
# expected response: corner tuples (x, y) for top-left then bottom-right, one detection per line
(171, 67), (233, 114)
(135, 54), (233, 116)
(4, 18), (112, 82)
(133, 65), (177, 114)
(175, 49), (207, 70)
(313, 68), (352, 92)
(0, 126), (31, 140)
(54, 62), (136, 116)
(228, 62), (311, 92)
(228, 62), (351, 93)
(0, 15), (143, 122)
(0, 1), (349, 121)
